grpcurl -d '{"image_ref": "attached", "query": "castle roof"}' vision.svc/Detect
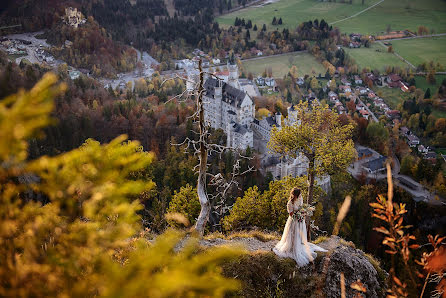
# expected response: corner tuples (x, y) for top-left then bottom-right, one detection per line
(204, 78), (247, 108)
(229, 121), (250, 134)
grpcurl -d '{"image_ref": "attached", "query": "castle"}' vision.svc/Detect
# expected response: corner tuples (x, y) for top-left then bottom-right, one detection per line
(196, 61), (330, 192)
(200, 62), (281, 151)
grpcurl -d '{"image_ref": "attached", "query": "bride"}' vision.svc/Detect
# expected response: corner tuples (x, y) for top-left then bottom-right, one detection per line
(273, 187), (327, 266)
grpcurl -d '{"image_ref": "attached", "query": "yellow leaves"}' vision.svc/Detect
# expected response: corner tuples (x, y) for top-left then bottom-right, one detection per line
(0, 73), (65, 164)
(268, 101), (355, 176)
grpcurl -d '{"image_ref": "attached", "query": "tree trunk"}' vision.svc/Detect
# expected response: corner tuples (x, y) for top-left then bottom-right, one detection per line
(306, 155), (315, 241)
(194, 60), (210, 235)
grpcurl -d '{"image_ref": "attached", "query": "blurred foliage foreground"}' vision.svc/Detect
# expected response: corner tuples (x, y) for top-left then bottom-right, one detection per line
(0, 74), (245, 297)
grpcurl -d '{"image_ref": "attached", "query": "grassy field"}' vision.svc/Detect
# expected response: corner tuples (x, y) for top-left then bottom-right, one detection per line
(414, 74), (446, 92)
(373, 86), (446, 118)
(241, 51), (326, 77)
(217, 0), (446, 35)
(217, 0), (379, 31)
(373, 87), (411, 109)
(344, 43), (409, 71)
(390, 36), (446, 67)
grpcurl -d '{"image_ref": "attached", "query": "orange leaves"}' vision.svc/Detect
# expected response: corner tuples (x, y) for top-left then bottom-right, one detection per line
(350, 280), (367, 293)
(424, 245), (446, 274)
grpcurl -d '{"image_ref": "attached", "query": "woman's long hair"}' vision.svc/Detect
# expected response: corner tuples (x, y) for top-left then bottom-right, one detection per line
(289, 187), (301, 203)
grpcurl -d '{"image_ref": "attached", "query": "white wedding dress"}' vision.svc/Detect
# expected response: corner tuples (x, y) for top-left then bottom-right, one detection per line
(273, 195), (327, 267)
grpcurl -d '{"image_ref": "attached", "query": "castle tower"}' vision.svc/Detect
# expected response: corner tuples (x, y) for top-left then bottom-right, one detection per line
(186, 68), (198, 92)
(227, 62), (241, 89)
(214, 80), (223, 128)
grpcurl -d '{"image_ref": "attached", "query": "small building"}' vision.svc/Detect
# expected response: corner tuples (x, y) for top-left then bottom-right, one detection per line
(359, 109), (370, 120)
(407, 134), (420, 147)
(339, 85), (351, 94)
(354, 75), (363, 84)
(418, 145), (428, 154)
(386, 110), (401, 120)
(341, 77), (351, 86)
(364, 156), (387, 174)
(357, 148), (373, 160)
(296, 77), (305, 86)
(424, 151), (437, 162)
(328, 91), (338, 102)
(400, 126), (410, 136)
(397, 176), (418, 191)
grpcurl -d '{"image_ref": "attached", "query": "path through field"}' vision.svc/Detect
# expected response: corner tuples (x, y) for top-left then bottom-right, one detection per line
(329, 0), (384, 25)
(377, 41), (416, 69)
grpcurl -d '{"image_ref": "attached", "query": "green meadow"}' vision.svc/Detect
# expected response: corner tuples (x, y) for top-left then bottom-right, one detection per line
(217, 0), (446, 35)
(344, 43), (409, 71)
(241, 52), (325, 77)
(390, 36), (446, 67)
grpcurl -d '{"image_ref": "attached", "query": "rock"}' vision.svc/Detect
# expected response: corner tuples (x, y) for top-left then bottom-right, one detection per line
(318, 236), (385, 298)
(204, 235), (387, 297)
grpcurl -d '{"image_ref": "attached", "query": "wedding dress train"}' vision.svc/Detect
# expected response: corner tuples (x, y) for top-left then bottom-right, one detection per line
(273, 195), (327, 267)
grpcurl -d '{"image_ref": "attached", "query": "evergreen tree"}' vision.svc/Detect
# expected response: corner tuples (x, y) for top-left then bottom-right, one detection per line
(245, 29), (250, 40)
(262, 24), (267, 31)
(272, 17), (277, 25)
(278, 18), (282, 25)
(253, 24), (258, 31)
(424, 88), (431, 99)
(246, 19), (252, 29)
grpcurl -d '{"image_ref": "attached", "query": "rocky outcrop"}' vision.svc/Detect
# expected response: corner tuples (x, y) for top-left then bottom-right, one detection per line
(203, 235), (387, 297)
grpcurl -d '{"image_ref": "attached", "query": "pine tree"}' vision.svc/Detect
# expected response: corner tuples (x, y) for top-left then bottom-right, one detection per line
(253, 24), (258, 31)
(272, 17), (277, 25)
(262, 24), (267, 31)
(278, 18), (283, 25)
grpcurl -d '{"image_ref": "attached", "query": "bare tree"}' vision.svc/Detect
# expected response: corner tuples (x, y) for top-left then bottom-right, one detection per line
(164, 59), (254, 235)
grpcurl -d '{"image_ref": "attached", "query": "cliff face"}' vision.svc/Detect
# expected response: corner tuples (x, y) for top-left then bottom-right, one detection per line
(202, 235), (387, 297)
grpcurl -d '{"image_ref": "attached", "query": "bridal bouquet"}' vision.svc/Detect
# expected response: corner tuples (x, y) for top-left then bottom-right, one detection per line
(291, 204), (315, 222)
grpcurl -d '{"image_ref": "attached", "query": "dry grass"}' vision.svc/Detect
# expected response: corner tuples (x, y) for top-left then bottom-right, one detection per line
(339, 238), (356, 248)
(314, 235), (329, 244)
(205, 230), (281, 242)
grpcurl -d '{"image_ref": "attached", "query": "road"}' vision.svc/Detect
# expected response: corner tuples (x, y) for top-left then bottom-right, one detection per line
(348, 145), (444, 206)
(377, 41), (416, 69)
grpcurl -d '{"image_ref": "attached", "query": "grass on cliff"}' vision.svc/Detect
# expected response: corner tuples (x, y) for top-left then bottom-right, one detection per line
(222, 251), (324, 298)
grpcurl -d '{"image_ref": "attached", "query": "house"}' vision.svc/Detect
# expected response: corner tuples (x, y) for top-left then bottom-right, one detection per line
(356, 103), (365, 111)
(341, 77), (351, 86)
(359, 109), (370, 120)
(397, 176), (419, 191)
(256, 76), (265, 86)
(354, 75), (363, 84)
(407, 134), (420, 147)
(212, 58), (221, 65)
(364, 156), (387, 174)
(424, 151), (437, 162)
(349, 41), (361, 48)
(387, 74), (402, 84)
(368, 92), (376, 99)
(357, 87), (368, 95)
(357, 148), (373, 160)
(339, 85), (351, 93)
(418, 145), (429, 154)
(297, 77), (305, 86)
(328, 91), (338, 102)
(386, 110), (401, 120)
(350, 33), (362, 41)
(265, 77), (276, 88)
(68, 70), (80, 80)
(400, 126), (410, 136)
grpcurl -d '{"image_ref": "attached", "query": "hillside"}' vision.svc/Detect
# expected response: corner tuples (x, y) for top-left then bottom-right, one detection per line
(216, 0), (446, 35)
